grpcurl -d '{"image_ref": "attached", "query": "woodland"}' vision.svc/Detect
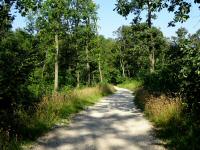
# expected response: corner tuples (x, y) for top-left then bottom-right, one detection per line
(0, 0), (200, 149)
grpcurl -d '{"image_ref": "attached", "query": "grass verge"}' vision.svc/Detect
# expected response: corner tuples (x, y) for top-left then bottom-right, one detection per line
(135, 88), (200, 150)
(0, 84), (115, 150)
(117, 79), (143, 91)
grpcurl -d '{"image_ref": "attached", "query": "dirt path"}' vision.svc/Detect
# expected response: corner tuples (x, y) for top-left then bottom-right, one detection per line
(31, 87), (165, 150)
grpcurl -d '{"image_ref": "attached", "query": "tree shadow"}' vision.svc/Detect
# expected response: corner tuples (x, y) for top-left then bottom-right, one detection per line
(32, 90), (165, 150)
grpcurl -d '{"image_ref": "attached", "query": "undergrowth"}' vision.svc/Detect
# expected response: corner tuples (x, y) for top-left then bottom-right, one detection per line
(135, 88), (200, 150)
(0, 84), (114, 150)
(118, 79), (143, 91)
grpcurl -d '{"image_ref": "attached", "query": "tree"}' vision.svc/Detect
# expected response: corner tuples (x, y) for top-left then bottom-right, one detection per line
(115, 0), (200, 26)
(0, 0), (41, 36)
(115, 0), (200, 72)
(115, 0), (162, 73)
(0, 1), (13, 38)
(0, 29), (39, 133)
(81, 1), (98, 85)
(115, 24), (167, 78)
(36, 0), (72, 92)
(164, 0), (200, 26)
(115, 25), (133, 77)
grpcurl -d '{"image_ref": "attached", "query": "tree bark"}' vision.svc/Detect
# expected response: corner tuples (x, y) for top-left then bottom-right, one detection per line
(120, 59), (126, 78)
(98, 53), (103, 83)
(120, 42), (126, 78)
(147, 0), (152, 28)
(127, 67), (131, 78)
(86, 44), (90, 85)
(76, 70), (80, 88)
(42, 50), (48, 79)
(147, 0), (155, 73)
(149, 48), (155, 73)
(54, 34), (59, 92)
(92, 73), (96, 85)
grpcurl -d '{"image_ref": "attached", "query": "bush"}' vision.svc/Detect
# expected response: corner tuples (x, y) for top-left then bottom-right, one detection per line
(0, 130), (20, 150)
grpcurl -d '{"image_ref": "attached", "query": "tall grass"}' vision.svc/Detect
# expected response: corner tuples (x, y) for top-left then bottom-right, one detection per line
(0, 84), (115, 149)
(135, 88), (199, 149)
(135, 89), (182, 125)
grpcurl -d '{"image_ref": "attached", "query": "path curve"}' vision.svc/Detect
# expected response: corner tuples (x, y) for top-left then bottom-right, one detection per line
(31, 87), (165, 150)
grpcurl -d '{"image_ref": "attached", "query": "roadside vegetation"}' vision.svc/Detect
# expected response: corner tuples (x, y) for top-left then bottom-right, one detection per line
(118, 79), (143, 91)
(134, 88), (199, 149)
(119, 78), (199, 149)
(0, 0), (199, 149)
(115, 1), (200, 149)
(0, 84), (114, 149)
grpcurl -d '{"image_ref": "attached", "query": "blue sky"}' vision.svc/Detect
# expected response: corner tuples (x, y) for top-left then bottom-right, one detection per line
(12, 0), (200, 38)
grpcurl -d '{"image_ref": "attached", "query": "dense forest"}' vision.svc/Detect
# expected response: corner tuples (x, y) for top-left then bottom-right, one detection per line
(0, 0), (200, 149)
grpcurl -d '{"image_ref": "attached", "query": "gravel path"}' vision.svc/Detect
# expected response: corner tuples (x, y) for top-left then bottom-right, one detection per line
(31, 87), (165, 150)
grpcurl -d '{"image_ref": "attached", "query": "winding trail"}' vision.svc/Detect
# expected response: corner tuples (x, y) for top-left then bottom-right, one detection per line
(31, 87), (165, 150)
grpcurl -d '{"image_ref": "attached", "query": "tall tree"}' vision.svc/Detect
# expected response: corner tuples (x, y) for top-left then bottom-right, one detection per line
(0, 1), (13, 38)
(36, 0), (71, 92)
(77, 0), (98, 85)
(115, 26), (132, 77)
(115, 0), (200, 72)
(115, 0), (161, 73)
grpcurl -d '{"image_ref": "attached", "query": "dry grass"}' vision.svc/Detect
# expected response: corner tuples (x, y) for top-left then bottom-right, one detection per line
(146, 95), (182, 125)
(33, 84), (115, 130)
(1, 84), (115, 149)
(135, 88), (182, 126)
(134, 88), (197, 149)
(35, 86), (108, 124)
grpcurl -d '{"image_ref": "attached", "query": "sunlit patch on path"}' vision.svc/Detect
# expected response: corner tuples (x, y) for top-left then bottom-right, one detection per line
(31, 88), (165, 150)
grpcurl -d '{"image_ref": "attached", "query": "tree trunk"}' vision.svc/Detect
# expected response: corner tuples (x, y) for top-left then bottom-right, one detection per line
(42, 45), (49, 79)
(86, 44), (90, 85)
(127, 68), (131, 78)
(76, 70), (80, 88)
(149, 48), (155, 73)
(147, 0), (152, 28)
(92, 73), (96, 85)
(98, 53), (103, 83)
(54, 34), (59, 92)
(147, 0), (155, 73)
(120, 43), (126, 78)
(120, 59), (126, 78)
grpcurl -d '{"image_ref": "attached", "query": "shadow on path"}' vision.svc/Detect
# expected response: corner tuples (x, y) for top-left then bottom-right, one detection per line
(32, 88), (165, 150)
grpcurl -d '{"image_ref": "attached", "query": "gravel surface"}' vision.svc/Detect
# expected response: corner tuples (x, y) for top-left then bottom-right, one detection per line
(31, 87), (165, 150)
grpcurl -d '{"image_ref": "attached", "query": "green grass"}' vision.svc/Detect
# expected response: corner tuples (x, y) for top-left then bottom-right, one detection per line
(118, 79), (143, 91)
(1, 84), (115, 150)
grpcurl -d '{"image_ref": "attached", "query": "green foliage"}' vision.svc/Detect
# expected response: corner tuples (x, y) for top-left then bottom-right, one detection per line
(144, 28), (200, 121)
(118, 79), (143, 91)
(0, 0), (199, 149)
(115, 23), (167, 77)
(0, 130), (20, 150)
(0, 1), (13, 37)
(3, 85), (113, 149)
(0, 30), (39, 132)
(132, 28), (200, 149)
(115, 0), (160, 26)
(115, 0), (200, 26)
